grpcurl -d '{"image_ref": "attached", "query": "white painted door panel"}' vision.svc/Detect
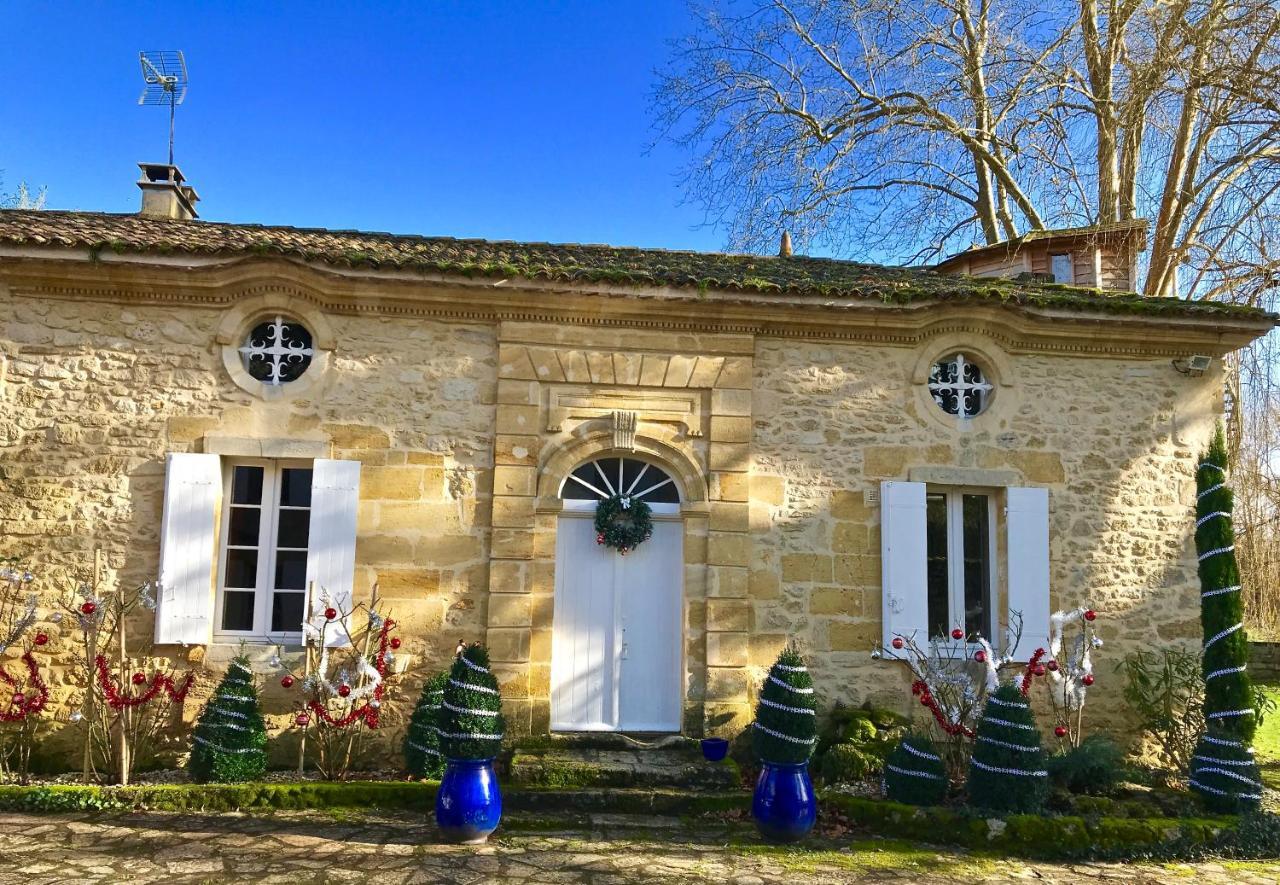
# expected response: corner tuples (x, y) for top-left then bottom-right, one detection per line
(550, 516), (619, 731)
(551, 515), (683, 733)
(617, 520), (683, 731)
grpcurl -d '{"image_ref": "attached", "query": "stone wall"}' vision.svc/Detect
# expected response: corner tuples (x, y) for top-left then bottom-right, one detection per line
(0, 259), (1232, 770)
(747, 333), (1219, 736)
(0, 288), (497, 764)
(1252, 642), (1280, 683)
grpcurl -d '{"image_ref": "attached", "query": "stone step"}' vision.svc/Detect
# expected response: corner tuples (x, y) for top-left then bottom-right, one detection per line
(507, 746), (742, 791)
(504, 786), (743, 817)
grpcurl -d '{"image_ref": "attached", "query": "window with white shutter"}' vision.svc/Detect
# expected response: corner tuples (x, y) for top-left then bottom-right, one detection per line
(155, 453), (221, 645)
(305, 458), (362, 647)
(1006, 486), (1052, 660)
(880, 482), (1050, 655)
(880, 481), (929, 647)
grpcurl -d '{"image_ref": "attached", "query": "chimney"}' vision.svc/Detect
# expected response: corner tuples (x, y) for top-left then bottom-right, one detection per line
(137, 162), (199, 220)
(779, 230), (793, 258)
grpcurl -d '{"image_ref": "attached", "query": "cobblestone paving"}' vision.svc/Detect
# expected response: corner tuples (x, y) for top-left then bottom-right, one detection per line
(0, 811), (1276, 884)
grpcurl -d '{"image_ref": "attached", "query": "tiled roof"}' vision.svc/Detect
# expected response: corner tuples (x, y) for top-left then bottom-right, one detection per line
(0, 210), (1268, 321)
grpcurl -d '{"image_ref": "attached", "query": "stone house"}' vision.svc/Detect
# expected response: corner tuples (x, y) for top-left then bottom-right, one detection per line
(0, 169), (1272, 756)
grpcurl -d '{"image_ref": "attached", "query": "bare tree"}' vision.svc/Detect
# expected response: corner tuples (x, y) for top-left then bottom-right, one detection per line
(655, 0), (1280, 298)
(0, 175), (47, 210)
(656, 1), (1280, 637)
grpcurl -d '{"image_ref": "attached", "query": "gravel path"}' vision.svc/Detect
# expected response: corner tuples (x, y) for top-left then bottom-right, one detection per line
(0, 810), (1276, 884)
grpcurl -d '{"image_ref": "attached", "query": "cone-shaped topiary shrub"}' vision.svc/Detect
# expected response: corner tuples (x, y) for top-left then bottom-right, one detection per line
(884, 733), (947, 806)
(967, 683), (1049, 814)
(1188, 428), (1263, 813)
(188, 657), (267, 783)
(438, 644), (505, 761)
(403, 670), (448, 778)
(751, 647), (817, 765)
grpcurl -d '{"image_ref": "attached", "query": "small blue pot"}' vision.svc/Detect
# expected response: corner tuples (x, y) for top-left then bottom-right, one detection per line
(701, 737), (730, 762)
(436, 757), (502, 844)
(751, 760), (817, 843)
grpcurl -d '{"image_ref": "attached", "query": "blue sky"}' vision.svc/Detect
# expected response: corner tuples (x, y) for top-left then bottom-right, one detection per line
(0, 1), (738, 253)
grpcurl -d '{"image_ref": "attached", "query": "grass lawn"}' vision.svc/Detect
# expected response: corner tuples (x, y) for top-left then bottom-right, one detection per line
(1259, 683), (1279, 790)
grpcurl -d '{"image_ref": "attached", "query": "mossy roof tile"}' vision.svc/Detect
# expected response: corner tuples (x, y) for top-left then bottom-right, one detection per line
(0, 209), (1270, 322)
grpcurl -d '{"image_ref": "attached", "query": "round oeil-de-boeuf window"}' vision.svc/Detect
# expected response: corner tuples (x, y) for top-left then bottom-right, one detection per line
(238, 316), (315, 385)
(928, 353), (992, 417)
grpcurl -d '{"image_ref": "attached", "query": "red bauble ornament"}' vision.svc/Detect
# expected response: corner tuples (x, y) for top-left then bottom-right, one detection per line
(12, 693), (24, 707)
(1033, 664), (1047, 677)
(80, 601), (97, 615)
(1054, 725), (1068, 738)
(974, 650), (987, 663)
(951, 627), (965, 640)
(324, 607), (338, 621)
(1082, 674), (1095, 686)
(131, 672), (147, 685)
(1083, 609), (1096, 622)
(280, 675), (295, 689)
(891, 637), (905, 650)
(1047, 660), (1059, 672)
(33, 632), (48, 646)
(390, 637), (402, 650)
(294, 713), (310, 727)
(596, 533), (605, 544)
(338, 684), (351, 698)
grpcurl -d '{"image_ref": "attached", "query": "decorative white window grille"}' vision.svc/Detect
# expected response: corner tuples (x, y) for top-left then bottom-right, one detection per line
(239, 316), (315, 385)
(928, 353), (992, 417)
(560, 457), (681, 504)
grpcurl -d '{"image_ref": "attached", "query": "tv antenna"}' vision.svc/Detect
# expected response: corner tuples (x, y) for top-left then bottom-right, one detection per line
(138, 50), (188, 166)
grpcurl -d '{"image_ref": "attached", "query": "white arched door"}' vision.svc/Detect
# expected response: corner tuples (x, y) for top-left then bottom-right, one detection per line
(550, 457), (683, 732)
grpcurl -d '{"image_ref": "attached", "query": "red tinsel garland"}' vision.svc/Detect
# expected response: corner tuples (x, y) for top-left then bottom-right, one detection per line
(912, 678), (976, 738)
(1019, 647), (1047, 697)
(94, 655), (194, 709)
(305, 618), (396, 730)
(0, 652), (48, 723)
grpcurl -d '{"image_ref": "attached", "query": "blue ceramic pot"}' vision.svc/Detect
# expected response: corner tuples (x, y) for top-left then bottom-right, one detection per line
(701, 738), (730, 762)
(751, 760), (816, 842)
(436, 758), (502, 844)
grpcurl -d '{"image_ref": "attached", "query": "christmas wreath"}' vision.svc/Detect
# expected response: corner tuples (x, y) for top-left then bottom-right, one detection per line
(594, 494), (654, 554)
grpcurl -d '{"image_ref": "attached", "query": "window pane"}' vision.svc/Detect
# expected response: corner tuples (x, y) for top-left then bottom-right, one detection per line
(271, 592), (306, 633)
(227, 506), (261, 547)
(224, 548), (258, 588)
(274, 549), (308, 590)
(221, 591), (255, 632)
(279, 468), (313, 507)
(231, 466), (264, 505)
(926, 493), (949, 640)
(277, 509), (310, 549)
(962, 495), (990, 637)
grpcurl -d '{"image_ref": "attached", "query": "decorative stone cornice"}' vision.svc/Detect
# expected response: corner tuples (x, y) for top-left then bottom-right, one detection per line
(0, 253), (1270, 358)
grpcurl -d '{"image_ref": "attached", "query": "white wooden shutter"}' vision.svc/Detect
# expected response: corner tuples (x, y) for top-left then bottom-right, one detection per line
(1007, 486), (1051, 660)
(306, 459), (361, 647)
(155, 453), (221, 645)
(880, 481), (929, 648)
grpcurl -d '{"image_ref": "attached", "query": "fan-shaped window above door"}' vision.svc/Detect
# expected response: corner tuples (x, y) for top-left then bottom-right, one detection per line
(559, 457), (681, 504)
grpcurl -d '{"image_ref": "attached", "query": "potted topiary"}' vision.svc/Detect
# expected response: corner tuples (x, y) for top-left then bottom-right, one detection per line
(750, 647), (818, 842)
(435, 643), (505, 843)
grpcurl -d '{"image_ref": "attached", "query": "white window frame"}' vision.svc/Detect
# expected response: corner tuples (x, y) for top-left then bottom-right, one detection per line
(926, 487), (998, 644)
(212, 459), (312, 644)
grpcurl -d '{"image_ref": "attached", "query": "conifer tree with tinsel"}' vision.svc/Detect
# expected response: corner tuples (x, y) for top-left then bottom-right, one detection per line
(403, 670), (448, 778)
(438, 645), (505, 760)
(752, 647), (818, 764)
(967, 682), (1049, 814)
(188, 657), (267, 783)
(1188, 427), (1263, 812)
(884, 733), (947, 806)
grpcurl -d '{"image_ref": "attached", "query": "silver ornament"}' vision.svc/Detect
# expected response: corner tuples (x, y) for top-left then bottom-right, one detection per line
(69, 711), (83, 723)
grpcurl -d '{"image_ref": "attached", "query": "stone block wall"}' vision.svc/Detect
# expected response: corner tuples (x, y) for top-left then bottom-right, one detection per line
(747, 333), (1219, 736)
(1252, 642), (1280, 683)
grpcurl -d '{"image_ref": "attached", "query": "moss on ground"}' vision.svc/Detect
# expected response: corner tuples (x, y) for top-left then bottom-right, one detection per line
(731, 837), (1001, 877)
